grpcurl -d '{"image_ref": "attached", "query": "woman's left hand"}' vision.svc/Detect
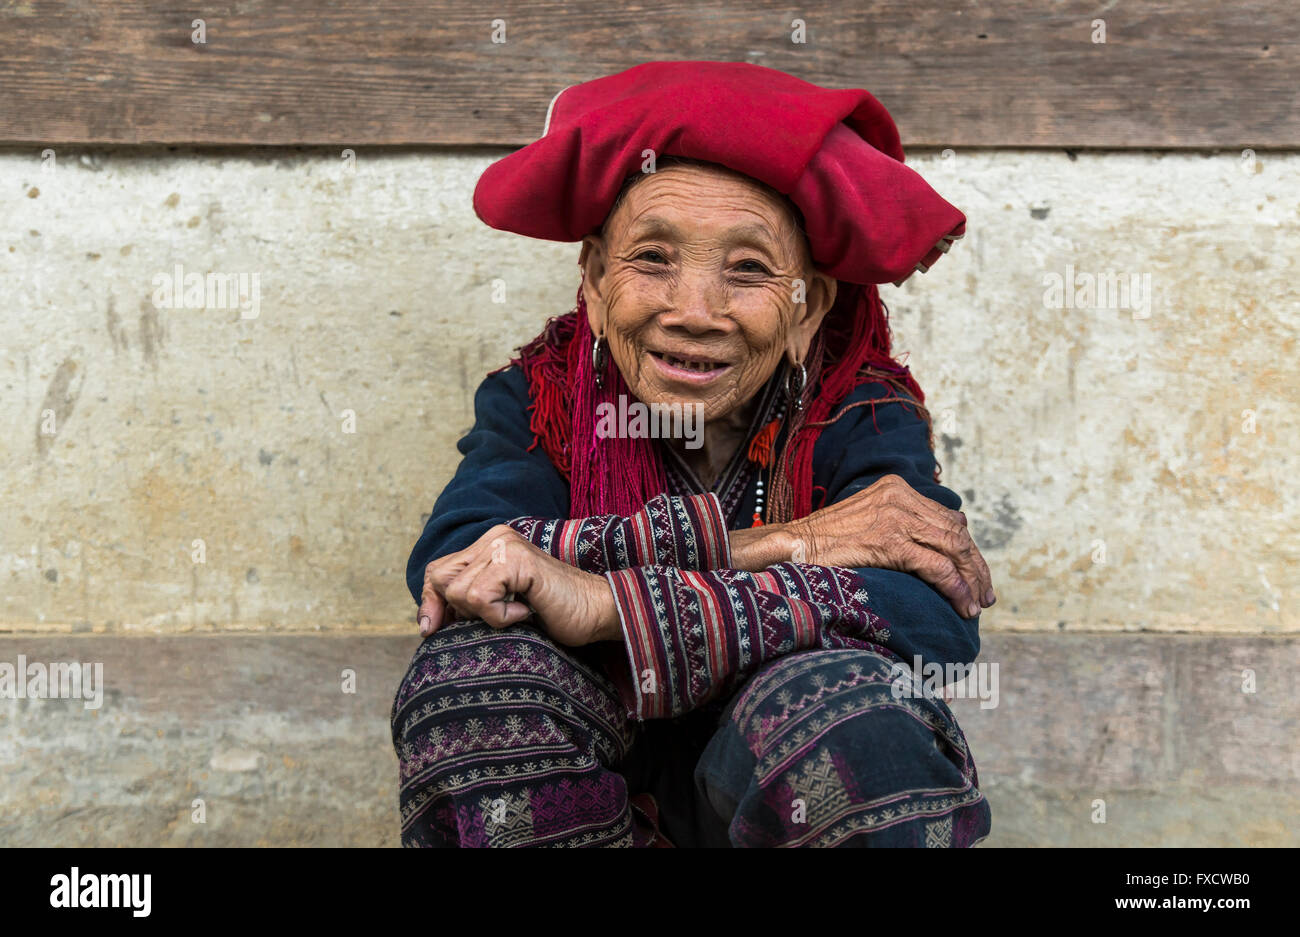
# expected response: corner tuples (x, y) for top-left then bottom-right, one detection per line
(416, 525), (621, 647)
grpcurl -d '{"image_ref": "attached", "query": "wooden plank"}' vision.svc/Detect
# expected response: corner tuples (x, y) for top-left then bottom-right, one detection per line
(0, 1), (1295, 148)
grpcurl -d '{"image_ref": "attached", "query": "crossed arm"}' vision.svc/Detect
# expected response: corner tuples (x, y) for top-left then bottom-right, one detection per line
(409, 369), (994, 721)
(417, 489), (992, 721)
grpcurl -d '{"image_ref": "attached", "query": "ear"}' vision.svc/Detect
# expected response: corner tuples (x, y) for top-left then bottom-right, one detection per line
(579, 235), (609, 336)
(786, 268), (838, 364)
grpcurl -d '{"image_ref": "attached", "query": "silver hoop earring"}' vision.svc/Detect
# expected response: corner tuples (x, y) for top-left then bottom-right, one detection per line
(785, 358), (807, 412)
(593, 335), (608, 389)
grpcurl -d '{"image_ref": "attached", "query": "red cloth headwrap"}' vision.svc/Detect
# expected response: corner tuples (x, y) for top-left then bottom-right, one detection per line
(477, 61), (964, 520)
(474, 60), (964, 285)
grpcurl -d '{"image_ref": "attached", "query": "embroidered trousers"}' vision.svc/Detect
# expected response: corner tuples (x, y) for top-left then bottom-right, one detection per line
(391, 619), (991, 847)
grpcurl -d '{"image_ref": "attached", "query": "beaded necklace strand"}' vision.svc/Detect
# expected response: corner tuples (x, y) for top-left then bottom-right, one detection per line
(745, 400), (787, 527)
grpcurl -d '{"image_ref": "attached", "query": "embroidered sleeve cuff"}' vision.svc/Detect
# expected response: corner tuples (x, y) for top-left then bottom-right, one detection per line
(604, 567), (673, 720)
(633, 491), (732, 571)
(508, 492), (733, 574)
(604, 562), (891, 721)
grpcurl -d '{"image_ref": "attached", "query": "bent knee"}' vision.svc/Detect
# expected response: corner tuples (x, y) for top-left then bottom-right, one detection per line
(391, 619), (622, 756)
(730, 648), (976, 779)
(394, 620), (558, 721)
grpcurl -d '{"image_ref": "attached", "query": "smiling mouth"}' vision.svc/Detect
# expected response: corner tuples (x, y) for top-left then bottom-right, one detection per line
(650, 350), (729, 373)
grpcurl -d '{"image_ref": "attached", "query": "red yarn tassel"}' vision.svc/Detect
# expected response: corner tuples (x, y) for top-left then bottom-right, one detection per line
(747, 418), (781, 467)
(511, 281), (665, 518)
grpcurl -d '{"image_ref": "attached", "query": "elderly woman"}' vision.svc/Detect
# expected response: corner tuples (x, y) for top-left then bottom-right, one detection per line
(391, 61), (995, 847)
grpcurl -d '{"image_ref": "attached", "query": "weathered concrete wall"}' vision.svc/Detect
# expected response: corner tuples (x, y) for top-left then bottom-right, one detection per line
(897, 149), (1299, 636)
(3, 146), (1296, 636)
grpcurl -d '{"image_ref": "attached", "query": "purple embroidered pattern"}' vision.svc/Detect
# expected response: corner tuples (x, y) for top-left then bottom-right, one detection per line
(721, 648), (988, 847)
(392, 619), (663, 847)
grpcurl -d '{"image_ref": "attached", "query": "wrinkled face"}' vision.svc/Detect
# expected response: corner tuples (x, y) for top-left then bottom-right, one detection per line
(581, 162), (835, 424)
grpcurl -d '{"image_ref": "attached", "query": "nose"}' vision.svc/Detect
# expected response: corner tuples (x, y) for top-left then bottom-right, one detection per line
(659, 269), (729, 335)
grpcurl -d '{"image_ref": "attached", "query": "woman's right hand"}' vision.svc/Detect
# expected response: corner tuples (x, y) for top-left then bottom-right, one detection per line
(748, 474), (995, 619)
(417, 524), (621, 647)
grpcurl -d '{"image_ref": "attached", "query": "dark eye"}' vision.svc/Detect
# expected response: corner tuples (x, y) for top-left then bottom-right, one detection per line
(736, 259), (771, 275)
(633, 249), (668, 264)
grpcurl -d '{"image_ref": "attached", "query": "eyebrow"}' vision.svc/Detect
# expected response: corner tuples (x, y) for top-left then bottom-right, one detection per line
(625, 216), (784, 255)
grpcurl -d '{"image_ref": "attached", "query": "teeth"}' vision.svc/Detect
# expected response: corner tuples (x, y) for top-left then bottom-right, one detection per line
(667, 355), (718, 372)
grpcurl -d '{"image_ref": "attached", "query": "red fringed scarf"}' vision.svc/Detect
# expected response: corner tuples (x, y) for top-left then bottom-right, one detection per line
(506, 281), (934, 522)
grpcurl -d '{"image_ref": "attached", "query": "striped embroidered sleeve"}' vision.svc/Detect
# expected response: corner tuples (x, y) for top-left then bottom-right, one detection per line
(603, 561), (895, 720)
(506, 492), (732, 574)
